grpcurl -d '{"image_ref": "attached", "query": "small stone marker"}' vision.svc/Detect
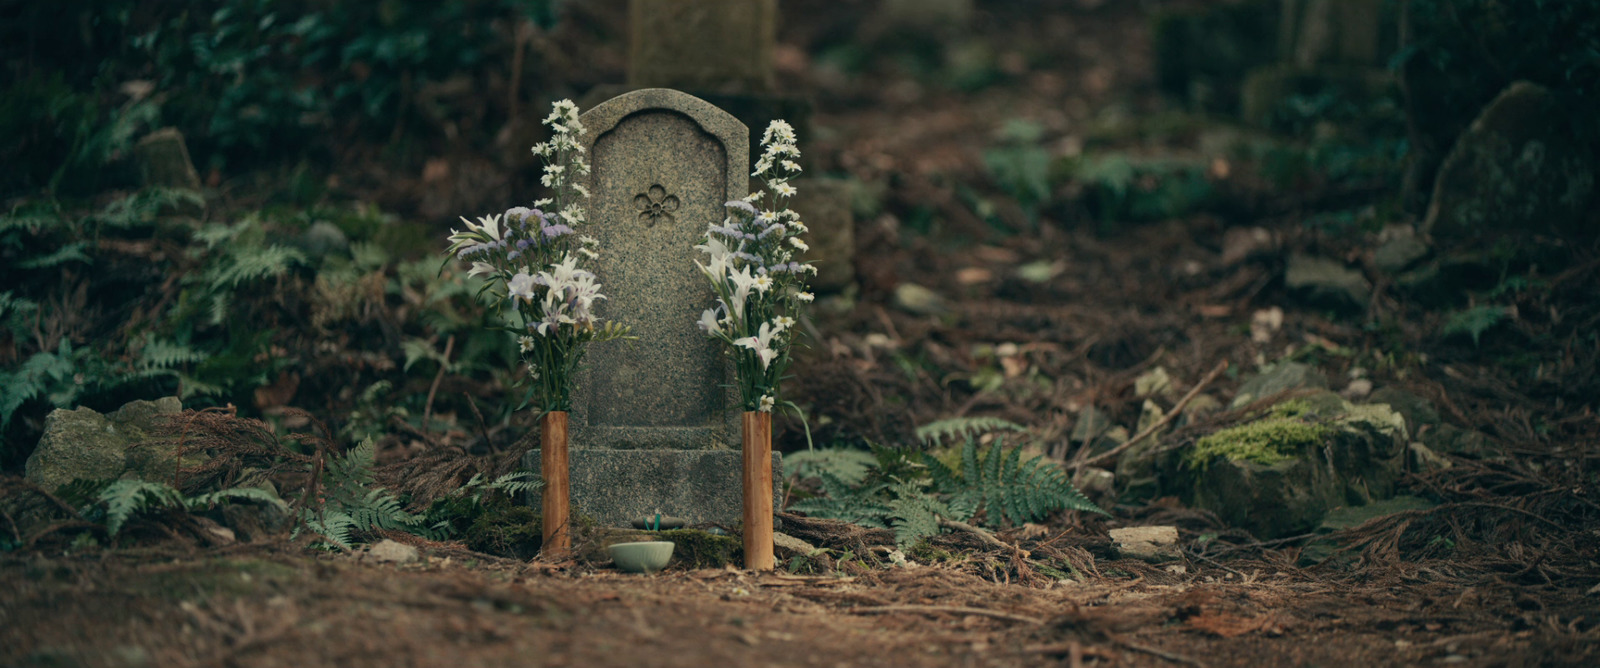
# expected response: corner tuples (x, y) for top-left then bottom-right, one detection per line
(526, 89), (780, 528)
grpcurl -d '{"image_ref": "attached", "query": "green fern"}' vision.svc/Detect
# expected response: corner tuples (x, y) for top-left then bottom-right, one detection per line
(784, 447), (878, 486)
(916, 416), (1026, 448)
(1442, 305), (1511, 347)
(787, 471), (891, 528)
(298, 437), (424, 549)
(95, 479), (286, 536)
(926, 437), (1108, 526)
(885, 481), (953, 547)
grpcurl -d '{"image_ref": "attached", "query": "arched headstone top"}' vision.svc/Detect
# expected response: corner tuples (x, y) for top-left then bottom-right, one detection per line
(579, 88), (750, 202)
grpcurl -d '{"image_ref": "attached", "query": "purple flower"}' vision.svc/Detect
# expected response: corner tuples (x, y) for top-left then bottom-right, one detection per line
(505, 207), (533, 224)
(725, 200), (758, 216)
(542, 224), (574, 239)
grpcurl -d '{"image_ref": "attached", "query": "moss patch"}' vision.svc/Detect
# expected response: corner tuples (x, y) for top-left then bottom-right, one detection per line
(658, 529), (741, 569)
(465, 506), (541, 560)
(1190, 416), (1334, 468)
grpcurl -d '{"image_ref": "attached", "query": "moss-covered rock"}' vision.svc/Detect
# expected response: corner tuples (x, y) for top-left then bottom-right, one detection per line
(1423, 81), (1596, 243)
(25, 397), (193, 490)
(1190, 392), (1408, 539)
(465, 506), (542, 560)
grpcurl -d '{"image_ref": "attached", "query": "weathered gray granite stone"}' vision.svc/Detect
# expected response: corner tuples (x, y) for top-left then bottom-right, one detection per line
(572, 88), (748, 451)
(25, 397), (186, 490)
(1231, 362), (1328, 408)
(526, 449), (781, 528)
(628, 0), (776, 93)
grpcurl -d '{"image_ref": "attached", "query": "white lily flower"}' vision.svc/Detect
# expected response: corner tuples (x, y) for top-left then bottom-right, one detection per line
(698, 309), (722, 335)
(507, 271), (537, 302)
(468, 261), (496, 278)
(734, 321), (781, 370)
(727, 266), (757, 316)
(759, 395), (776, 412)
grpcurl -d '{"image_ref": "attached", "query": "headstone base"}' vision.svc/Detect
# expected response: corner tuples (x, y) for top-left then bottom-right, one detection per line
(524, 448), (782, 528)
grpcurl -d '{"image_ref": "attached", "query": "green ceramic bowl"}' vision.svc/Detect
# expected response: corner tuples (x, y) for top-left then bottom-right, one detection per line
(608, 540), (675, 573)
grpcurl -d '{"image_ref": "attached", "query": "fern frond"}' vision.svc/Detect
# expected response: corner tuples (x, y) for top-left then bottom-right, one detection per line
(138, 337), (209, 371)
(917, 416), (1025, 448)
(784, 447), (877, 486)
(925, 437), (1108, 528)
(212, 245), (306, 289)
(788, 471), (891, 528)
(485, 471), (542, 498)
(18, 241), (92, 270)
(301, 508), (357, 550)
(886, 482), (950, 547)
(98, 480), (185, 535)
(187, 486), (286, 513)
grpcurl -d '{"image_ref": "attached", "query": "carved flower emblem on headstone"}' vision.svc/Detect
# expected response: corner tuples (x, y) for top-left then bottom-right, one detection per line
(635, 184), (679, 227)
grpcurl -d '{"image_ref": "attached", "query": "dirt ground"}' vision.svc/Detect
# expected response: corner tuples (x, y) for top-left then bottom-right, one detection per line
(4, 538), (1594, 668)
(4, 2), (1598, 666)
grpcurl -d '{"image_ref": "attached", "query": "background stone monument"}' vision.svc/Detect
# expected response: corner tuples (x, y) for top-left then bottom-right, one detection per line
(525, 88), (780, 528)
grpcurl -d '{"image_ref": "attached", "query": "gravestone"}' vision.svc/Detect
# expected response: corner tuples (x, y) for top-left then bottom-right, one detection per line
(525, 88), (780, 527)
(580, 0), (856, 293)
(629, 0), (776, 93)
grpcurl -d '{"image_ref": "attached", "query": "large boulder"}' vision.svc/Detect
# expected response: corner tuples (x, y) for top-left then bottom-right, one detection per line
(1189, 392), (1408, 539)
(1423, 81), (1596, 243)
(24, 397), (188, 490)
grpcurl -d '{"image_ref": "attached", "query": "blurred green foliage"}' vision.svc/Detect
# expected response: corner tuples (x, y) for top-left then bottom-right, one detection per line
(2, 0), (558, 196)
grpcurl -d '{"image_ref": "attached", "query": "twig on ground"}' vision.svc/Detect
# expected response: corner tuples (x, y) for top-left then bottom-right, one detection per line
(464, 393), (495, 452)
(1109, 634), (1206, 667)
(1071, 360), (1229, 471)
(421, 335), (455, 435)
(939, 517), (1025, 556)
(849, 604), (1043, 625)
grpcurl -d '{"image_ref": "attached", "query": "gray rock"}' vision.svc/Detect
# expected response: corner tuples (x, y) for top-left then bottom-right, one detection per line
(25, 397), (186, 490)
(1108, 526), (1181, 563)
(1285, 253), (1370, 312)
(1367, 387), (1439, 432)
(367, 539), (419, 564)
(526, 449), (781, 528)
(1424, 81), (1596, 242)
(1075, 467), (1115, 506)
(1071, 406), (1113, 443)
(571, 89), (748, 451)
(1373, 236), (1428, 273)
(892, 283), (948, 316)
(788, 178), (856, 294)
(628, 0), (776, 93)
(25, 408), (126, 491)
(1221, 226), (1276, 266)
(1408, 442), (1452, 472)
(1231, 362), (1328, 409)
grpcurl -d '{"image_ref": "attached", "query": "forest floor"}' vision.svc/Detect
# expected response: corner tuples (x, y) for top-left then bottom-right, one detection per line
(3, 2), (1598, 666)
